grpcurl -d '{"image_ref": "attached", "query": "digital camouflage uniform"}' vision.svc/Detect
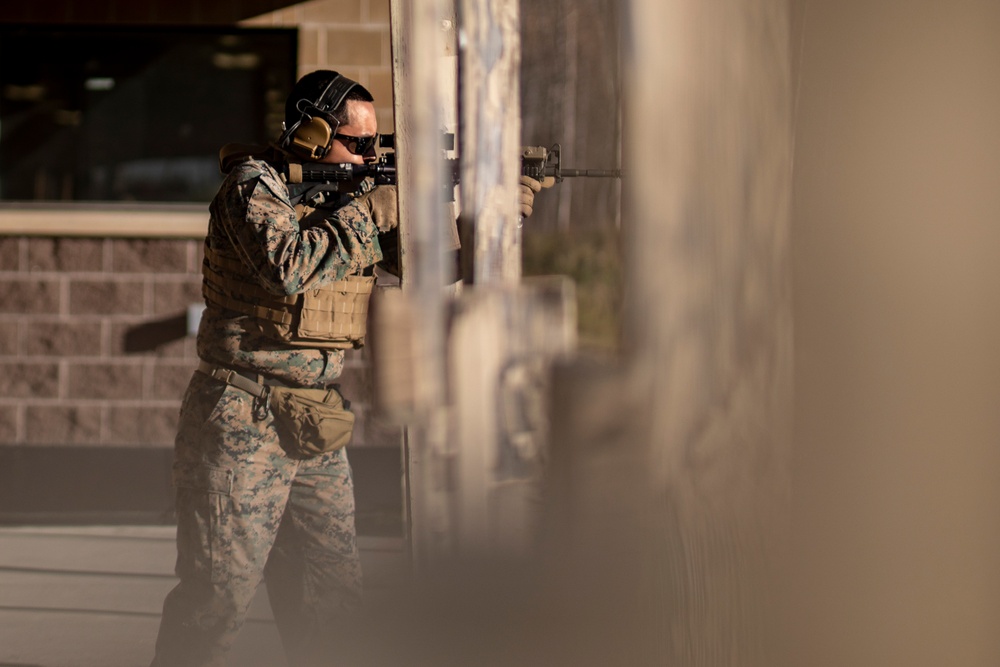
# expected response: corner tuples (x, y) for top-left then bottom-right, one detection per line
(151, 156), (384, 667)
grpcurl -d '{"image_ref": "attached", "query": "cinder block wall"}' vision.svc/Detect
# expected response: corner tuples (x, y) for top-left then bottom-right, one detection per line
(0, 0), (397, 451)
(243, 0), (395, 131)
(0, 237), (201, 446)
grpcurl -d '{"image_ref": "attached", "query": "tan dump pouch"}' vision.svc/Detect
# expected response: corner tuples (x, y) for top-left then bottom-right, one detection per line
(269, 386), (355, 458)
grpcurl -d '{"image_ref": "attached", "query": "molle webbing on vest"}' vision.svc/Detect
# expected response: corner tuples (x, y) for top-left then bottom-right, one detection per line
(202, 245), (297, 321)
(202, 266), (296, 325)
(298, 275), (374, 341)
(201, 243), (375, 349)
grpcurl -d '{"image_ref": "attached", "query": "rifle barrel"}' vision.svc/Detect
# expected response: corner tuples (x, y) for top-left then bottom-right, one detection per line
(556, 168), (622, 178)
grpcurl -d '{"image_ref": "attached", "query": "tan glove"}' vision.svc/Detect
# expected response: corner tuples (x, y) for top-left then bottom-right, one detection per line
(359, 184), (399, 232)
(519, 175), (542, 218)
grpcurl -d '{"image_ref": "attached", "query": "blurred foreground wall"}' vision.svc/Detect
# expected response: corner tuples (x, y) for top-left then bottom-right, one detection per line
(790, 1), (1000, 664)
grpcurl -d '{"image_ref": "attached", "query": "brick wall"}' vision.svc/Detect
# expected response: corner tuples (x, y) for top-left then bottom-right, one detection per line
(0, 237), (201, 446)
(0, 234), (392, 449)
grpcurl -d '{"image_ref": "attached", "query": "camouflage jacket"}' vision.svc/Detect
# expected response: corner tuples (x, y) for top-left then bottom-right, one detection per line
(197, 157), (383, 387)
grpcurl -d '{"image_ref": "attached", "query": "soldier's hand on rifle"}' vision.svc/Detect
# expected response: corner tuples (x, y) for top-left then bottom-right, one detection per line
(519, 175), (542, 218)
(360, 184), (398, 232)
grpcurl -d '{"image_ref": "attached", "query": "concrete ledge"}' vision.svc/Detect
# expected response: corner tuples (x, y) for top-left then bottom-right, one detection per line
(0, 205), (208, 238)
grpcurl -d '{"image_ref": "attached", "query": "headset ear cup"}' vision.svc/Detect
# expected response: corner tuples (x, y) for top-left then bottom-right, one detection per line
(289, 116), (334, 160)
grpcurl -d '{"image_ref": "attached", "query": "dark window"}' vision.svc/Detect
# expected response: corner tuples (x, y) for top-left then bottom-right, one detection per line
(0, 25), (297, 203)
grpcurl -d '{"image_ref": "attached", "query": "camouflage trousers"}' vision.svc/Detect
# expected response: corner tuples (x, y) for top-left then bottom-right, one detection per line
(150, 371), (362, 667)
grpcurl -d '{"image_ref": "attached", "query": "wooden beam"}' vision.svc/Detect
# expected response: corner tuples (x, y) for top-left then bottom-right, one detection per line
(457, 0), (522, 285)
(448, 277), (576, 556)
(386, 0), (458, 568)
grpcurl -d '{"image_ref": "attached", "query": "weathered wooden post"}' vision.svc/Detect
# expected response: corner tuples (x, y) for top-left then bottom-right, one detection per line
(385, 0), (458, 567)
(447, 0), (581, 559)
(383, 0), (576, 565)
(456, 0), (523, 284)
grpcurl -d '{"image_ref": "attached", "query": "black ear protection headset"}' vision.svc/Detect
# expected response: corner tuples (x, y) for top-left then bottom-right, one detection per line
(278, 73), (371, 161)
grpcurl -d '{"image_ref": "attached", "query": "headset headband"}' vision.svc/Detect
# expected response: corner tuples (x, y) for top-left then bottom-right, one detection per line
(306, 74), (359, 119)
(278, 73), (372, 159)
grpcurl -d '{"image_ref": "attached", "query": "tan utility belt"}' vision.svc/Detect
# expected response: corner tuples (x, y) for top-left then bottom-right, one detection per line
(198, 360), (275, 397)
(197, 360), (279, 419)
(197, 360), (355, 455)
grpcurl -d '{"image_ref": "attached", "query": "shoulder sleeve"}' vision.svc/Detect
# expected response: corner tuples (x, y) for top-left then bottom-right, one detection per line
(213, 159), (382, 296)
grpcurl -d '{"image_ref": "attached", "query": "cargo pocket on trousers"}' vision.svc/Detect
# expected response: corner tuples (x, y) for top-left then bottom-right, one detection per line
(173, 461), (234, 584)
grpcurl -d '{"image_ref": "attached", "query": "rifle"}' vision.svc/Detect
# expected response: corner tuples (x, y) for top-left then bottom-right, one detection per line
(519, 144), (622, 183)
(284, 134), (621, 206)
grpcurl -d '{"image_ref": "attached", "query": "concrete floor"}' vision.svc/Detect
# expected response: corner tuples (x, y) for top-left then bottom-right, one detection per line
(0, 525), (406, 667)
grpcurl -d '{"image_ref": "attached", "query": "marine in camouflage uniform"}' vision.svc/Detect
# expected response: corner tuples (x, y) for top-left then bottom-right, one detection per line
(150, 71), (392, 667)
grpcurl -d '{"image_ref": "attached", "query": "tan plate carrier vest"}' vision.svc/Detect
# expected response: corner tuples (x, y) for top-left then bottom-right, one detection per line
(202, 244), (375, 350)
